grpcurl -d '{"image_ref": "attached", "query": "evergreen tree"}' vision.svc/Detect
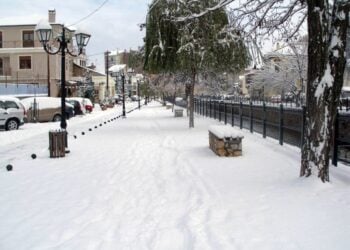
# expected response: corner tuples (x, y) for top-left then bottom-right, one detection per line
(144, 0), (249, 128)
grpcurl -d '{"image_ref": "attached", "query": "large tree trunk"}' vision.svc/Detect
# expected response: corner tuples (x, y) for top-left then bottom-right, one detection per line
(301, 0), (349, 182)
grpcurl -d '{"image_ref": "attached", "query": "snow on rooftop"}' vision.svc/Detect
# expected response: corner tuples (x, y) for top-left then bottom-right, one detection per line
(0, 14), (46, 26)
(35, 19), (51, 31)
(109, 64), (127, 72)
(109, 50), (119, 56)
(0, 13), (66, 27)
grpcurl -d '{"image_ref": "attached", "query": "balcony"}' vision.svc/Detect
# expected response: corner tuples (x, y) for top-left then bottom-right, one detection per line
(0, 40), (42, 49)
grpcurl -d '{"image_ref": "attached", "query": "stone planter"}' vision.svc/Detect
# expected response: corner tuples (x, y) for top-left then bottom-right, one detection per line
(208, 125), (244, 157)
(175, 109), (184, 117)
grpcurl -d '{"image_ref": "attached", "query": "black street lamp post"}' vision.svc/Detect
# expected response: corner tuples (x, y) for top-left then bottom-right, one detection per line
(35, 20), (90, 130)
(122, 74), (126, 117)
(110, 66), (126, 118)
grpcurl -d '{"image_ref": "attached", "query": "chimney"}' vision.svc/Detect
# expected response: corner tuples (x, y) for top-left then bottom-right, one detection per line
(48, 9), (56, 23)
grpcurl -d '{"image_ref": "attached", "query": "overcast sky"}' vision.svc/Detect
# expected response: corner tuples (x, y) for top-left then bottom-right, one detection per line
(0, 0), (151, 72)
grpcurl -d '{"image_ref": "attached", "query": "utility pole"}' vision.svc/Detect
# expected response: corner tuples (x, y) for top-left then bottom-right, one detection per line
(105, 50), (110, 98)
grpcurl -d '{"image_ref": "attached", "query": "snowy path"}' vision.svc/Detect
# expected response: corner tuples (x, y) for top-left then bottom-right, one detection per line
(0, 102), (350, 250)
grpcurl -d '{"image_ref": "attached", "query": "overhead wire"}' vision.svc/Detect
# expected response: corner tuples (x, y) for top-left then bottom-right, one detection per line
(68, 0), (109, 27)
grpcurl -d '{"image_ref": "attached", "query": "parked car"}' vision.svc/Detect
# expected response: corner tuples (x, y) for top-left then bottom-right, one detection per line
(65, 103), (75, 118)
(21, 97), (74, 123)
(66, 99), (84, 115)
(175, 97), (187, 107)
(83, 98), (93, 113)
(67, 97), (93, 113)
(0, 96), (26, 130)
(131, 95), (140, 101)
(113, 95), (122, 104)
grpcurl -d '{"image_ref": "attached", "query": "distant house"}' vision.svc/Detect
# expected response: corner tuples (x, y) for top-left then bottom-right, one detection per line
(0, 10), (88, 97)
(73, 62), (115, 103)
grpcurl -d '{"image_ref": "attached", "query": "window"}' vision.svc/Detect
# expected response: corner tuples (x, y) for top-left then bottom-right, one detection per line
(0, 58), (3, 75)
(22, 30), (34, 47)
(4, 101), (18, 109)
(0, 101), (5, 110)
(0, 31), (2, 48)
(19, 56), (31, 69)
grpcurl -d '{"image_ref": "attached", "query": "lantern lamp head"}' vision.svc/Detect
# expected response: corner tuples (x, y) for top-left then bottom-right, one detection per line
(35, 19), (52, 45)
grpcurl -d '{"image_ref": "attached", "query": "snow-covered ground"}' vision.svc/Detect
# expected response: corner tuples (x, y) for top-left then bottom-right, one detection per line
(0, 102), (349, 250)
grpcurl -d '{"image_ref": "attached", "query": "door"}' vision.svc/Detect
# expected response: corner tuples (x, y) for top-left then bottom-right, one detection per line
(0, 100), (8, 126)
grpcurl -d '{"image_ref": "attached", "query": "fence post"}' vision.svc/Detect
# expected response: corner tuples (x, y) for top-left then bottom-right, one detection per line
(214, 101), (217, 119)
(224, 102), (227, 124)
(250, 101), (253, 133)
(301, 106), (306, 149)
(209, 99), (212, 118)
(231, 102), (234, 127)
(219, 102), (222, 122)
(197, 98), (199, 113)
(197, 99), (199, 114)
(194, 98), (196, 113)
(205, 99), (208, 117)
(202, 99), (204, 115)
(263, 102), (266, 138)
(240, 101), (243, 129)
(332, 111), (339, 167)
(201, 99), (203, 115)
(279, 104), (284, 145)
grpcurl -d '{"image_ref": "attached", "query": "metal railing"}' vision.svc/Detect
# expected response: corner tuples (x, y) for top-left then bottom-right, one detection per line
(194, 98), (350, 165)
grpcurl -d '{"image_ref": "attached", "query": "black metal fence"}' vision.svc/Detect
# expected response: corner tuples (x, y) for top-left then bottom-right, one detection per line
(333, 112), (350, 166)
(194, 98), (350, 165)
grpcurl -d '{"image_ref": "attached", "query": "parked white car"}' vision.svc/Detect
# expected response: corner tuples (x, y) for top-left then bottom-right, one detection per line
(0, 96), (26, 130)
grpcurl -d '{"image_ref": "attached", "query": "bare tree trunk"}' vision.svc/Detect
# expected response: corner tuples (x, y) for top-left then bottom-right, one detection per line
(301, 0), (349, 182)
(189, 67), (196, 128)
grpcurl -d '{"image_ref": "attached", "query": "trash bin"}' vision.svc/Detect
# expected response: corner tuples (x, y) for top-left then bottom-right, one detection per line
(49, 130), (67, 158)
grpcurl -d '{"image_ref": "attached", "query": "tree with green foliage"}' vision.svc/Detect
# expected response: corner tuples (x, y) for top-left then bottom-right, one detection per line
(144, 0), (250, 128)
